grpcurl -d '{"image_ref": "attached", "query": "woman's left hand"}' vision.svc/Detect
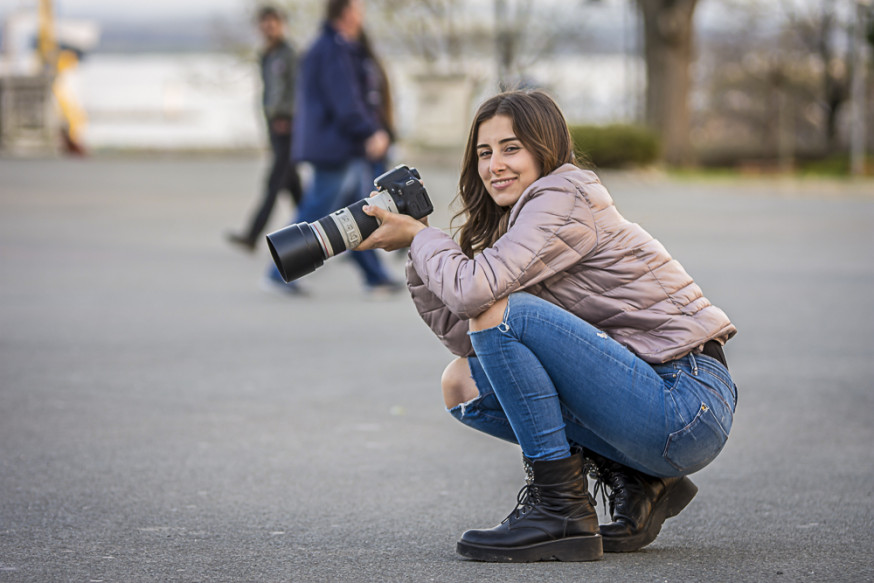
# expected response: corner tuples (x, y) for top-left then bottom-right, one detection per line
(357, 202), (428, 252)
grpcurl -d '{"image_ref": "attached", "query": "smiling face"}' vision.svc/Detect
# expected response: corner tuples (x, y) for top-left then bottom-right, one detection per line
(475, 114), (542, 208)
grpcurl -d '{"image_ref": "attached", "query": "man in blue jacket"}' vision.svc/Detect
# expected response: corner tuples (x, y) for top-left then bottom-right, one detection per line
(264, 0), (398, 295)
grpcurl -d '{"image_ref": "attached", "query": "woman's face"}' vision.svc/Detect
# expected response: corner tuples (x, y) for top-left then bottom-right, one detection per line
(476, 115), (541, 208)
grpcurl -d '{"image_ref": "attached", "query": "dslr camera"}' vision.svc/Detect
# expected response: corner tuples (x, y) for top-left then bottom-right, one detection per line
(266, 164), (433, 283)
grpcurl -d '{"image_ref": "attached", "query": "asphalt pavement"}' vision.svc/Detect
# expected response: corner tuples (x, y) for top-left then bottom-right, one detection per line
(1, 154), (872, 582)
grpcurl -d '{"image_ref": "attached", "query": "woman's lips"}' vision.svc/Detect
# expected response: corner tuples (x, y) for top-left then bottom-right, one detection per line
(491, 177), (516, 190)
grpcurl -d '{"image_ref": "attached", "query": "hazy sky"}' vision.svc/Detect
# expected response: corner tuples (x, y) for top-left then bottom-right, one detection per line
(1, 0), (245, 21)
(0, 0), (832, 32)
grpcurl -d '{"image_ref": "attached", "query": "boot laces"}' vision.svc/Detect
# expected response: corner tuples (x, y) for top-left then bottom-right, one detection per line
(585, 458), (616, 520)
(501, 483), (541, 524)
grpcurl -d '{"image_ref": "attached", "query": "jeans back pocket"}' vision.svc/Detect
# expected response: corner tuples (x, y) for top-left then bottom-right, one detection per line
(664, 402), (730, 474)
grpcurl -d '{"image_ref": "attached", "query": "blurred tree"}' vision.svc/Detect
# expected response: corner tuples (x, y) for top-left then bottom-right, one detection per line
(373, 0), (570, 85)
(374, 0), (470, 70)
(495, 0), (521, 88)
(782, 0), (853, 152)
(692, 0), (871, 169)
(636, 0), (700, 166)
(692, 1), (810, 167)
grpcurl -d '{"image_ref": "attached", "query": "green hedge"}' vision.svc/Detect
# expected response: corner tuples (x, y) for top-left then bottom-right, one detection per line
(568, 124), (660, 168)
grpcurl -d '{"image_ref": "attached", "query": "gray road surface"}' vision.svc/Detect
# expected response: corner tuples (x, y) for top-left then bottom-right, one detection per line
(1, 155), (873, 582)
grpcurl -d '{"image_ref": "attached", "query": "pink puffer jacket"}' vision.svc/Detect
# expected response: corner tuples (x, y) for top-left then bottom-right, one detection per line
(406, 164), (736, 364)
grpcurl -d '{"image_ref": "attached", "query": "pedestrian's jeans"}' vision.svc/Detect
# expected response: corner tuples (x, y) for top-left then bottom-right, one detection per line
(451, 292), (738, 477)
(267, 159), (394, 287)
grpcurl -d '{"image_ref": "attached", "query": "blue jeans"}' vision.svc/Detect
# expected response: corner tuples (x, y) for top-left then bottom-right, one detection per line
(267, 159), (395, 287)
(452, 292), (737, 477)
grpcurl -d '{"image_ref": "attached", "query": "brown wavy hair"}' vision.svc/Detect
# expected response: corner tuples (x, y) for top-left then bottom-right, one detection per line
(452, 90), (578, 257)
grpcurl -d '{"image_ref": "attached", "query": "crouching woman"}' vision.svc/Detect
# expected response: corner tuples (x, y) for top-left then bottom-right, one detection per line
(358, 90), (738, 563)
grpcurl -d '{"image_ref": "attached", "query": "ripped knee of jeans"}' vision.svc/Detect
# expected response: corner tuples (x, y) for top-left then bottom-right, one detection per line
(446, 390), (519, 444)
(447, 392), (483, 419)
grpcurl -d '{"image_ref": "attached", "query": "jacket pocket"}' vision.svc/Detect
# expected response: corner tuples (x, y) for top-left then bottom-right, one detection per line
(664, 402), (730, 474)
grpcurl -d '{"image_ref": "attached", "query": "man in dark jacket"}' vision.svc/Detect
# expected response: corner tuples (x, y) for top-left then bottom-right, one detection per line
(227, 6), (303, 252)
(263, 0), (398, 295)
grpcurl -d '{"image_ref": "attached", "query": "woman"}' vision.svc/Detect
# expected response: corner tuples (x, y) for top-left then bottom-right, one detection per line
(358, 90), (737, 563)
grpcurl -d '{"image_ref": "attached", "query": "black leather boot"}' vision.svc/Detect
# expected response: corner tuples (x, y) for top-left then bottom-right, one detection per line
(590, 455), (698, 552)
(456, 451), (603, 562)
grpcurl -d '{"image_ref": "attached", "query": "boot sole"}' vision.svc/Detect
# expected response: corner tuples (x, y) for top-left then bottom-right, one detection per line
(457, 534), (603, 563)
(602, 476), (698, 553)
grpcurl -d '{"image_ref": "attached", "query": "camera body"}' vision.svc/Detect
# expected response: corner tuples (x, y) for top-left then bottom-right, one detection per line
(374, 165), (433, 219)
(266, 164), (433, 283)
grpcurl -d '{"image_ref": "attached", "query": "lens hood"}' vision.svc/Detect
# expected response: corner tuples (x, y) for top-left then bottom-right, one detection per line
(266, 223), (326, 283)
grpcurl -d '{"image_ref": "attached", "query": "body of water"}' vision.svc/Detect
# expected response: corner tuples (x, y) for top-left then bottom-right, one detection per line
(71, 52), (642, 150)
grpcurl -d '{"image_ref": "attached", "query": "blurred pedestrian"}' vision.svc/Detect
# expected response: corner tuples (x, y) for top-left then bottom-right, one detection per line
(227, 5), (303, 253)
(358, 90), (738, 562)
(261, 0), (400, 296)
(358, 30), (396, 178)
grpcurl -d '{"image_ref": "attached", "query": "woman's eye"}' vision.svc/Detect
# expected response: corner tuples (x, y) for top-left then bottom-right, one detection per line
(478, 150), (491, 159)
(505, 145), (520, 153)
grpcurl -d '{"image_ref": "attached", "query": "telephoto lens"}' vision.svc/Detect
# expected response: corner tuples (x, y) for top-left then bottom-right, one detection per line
(266, 165), (433, 283)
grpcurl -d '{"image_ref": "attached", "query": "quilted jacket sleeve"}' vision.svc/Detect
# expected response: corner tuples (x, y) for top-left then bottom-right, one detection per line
(409, 176), (597, 320)
(405, 254), (474, 357)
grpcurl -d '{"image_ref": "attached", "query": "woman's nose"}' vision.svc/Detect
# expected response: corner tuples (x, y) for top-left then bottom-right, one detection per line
(490, 153), (506, 174)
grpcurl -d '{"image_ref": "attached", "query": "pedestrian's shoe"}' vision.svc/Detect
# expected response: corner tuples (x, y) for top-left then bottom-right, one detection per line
(456, 451), (603, 562)
(259, 276), (307, 297)
(226, 231), (256, 253)
(590, 455), (698, 552)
